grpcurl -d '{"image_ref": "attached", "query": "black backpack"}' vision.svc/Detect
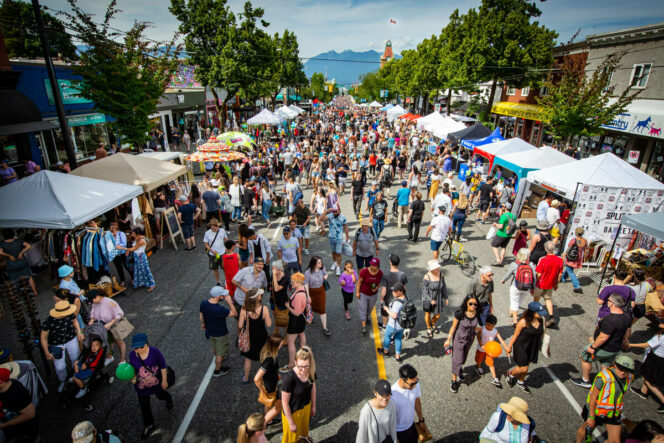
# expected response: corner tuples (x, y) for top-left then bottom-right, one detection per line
(566, 240), (579, 262)
(397, 297), (417, 329)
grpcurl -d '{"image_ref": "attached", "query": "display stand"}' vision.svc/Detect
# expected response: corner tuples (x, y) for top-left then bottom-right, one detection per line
(160, 207), (184, 250)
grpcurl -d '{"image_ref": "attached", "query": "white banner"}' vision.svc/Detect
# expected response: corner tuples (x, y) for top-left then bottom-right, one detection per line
(568, 185), (664, 248)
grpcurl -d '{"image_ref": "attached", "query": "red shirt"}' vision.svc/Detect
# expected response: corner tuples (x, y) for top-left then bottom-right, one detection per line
(222, 253), (240, 295)
(359, 268), (383, 295)
(535, 254), (563, 289)
(369, 154), (377, 166)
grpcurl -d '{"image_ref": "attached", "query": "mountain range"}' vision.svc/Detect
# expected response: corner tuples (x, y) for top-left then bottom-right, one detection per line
(303, 49), (400, 86)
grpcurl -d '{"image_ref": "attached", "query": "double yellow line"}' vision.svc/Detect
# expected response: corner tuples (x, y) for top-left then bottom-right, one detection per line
(370, 307), (387, 380)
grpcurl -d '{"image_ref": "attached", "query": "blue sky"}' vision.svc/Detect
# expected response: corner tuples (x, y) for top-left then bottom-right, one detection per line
(42, 0), (664, 57)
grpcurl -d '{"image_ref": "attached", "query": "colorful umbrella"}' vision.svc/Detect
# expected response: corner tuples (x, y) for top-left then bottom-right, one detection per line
(187, 150), (246, 162)
(216, 132), (254, 151)
(198, 136), (231, 152)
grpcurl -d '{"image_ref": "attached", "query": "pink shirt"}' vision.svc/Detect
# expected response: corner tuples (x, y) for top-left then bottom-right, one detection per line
(90, 297), (124, 323)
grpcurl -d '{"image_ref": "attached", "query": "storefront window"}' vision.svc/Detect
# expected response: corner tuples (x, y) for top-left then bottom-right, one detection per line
(72, 123), (110, 159)
(514, 118), (524, 138)
(1, 135), (20, 163)
(38, 131), (59, 167)
(647, 140), (664, 181)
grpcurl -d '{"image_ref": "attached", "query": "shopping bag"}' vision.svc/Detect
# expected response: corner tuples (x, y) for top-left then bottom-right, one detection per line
(342, 241), (353, 257)
(485, 226), (497, 240)
(415, 421), (432, 442)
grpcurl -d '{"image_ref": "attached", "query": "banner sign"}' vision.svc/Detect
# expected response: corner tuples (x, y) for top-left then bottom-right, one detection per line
(43, 79), (92, 106)
(568, 185), (664, 248)
(602, 111), (663, 138)
(490, 102), (546, 121)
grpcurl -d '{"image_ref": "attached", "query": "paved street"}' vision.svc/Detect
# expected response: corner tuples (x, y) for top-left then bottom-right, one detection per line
(9, 178), (661, 443)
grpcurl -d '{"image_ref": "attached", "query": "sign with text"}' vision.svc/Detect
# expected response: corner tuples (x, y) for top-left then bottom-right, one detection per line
(43, 79), (92, 106)
(602, 111), (663, 138)
(568, 185), (664, 248)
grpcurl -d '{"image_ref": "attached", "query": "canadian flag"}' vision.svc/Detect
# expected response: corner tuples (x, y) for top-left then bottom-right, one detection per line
(390, 19), (396, 24)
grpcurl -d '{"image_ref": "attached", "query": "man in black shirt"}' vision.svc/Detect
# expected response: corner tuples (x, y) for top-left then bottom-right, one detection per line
(476, 178), (495, 223)
(407, 191), (425, 242)
(0, 368), (38, 441)
(571, 294), (632, 389)
(350, 172), (365, 216)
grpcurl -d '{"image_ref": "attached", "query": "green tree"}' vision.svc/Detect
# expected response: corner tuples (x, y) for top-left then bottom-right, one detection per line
(267, 30), (307, 109)
(0, 0), (77, 59)
(309, 72), (336, 102)
(64, 0), (178, 148)
(537, 51), (641, 144)
(170, 0), (271, 130)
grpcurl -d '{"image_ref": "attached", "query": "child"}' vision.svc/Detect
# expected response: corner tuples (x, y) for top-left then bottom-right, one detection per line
(475, 315), (509, 388)
(221, 240), (240, 297)
(72, 337), (104, 398)
(338, 260), (357, 321)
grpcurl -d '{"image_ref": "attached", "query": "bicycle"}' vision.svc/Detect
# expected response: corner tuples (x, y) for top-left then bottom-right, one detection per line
(439, 237), (476, 277)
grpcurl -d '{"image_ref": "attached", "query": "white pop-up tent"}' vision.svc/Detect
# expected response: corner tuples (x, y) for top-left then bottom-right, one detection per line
(526, 152), (664, 200)
(430, 117), (466, 140)
(288, 104), (305, 115)
(368, 101), (382, 108)
(0, 170), (142, 229)
(247, 109), (282, 125)
(386, 105), (407, 121)
(416, 112), (444, 131)
(275, 106), (298, 120)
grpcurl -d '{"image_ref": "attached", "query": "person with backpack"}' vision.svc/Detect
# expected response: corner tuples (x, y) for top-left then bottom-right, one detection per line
(490, 204), (516, 267)
(534, 241), (563, 328)
(561, 227), (587, 294)
(421, 260), (448, 339)
(353, 219), (380, 270)
(501, 248), (537, 327)
(445, 295), (481, 394)
(479, 397), (538, 442)
(377, 282), (409, 363)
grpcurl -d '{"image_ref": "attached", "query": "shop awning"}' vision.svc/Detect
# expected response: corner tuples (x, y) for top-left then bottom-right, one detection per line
(0, 170), (142, 229)
(71, 153), (187, 192)
(491, 101), (546, 121)
(601, 98), (664, 137)
(0, 120), (59, 136)
(622, 212), (664, 240)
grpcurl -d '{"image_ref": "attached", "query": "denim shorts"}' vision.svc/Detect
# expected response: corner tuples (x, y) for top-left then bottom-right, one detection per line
(182, 223), (194, 239)
(329, 239), (343, 254)
(430, 239), (443, 251)
(74, 368), (94, 381)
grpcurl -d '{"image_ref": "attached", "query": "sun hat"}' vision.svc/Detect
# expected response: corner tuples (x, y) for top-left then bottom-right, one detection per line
(551, 199), (560, 207)
(536, 221), (549, 231)
(50, 300), (76, 319)
(58, 265), (74, 278)
(427, 259), (441, 271)
(614, 355), (635, 372)
(71, 421), (96, 443)
(209, 286), (229, 298)
(499, 397), (530, 424)
(575, 227), (585, 236)
(527, 301), (548, 318)
(361, 219), (371, 226)
(131, 333), (148, 349)
(0, 362), (19, 379)
(369, 257), (380, 267)
(374, 379), (392, 396)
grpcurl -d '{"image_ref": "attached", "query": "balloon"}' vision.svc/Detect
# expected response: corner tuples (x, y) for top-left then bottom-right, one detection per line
(115, 362), (135, 381)
(484, 341), (502, 358)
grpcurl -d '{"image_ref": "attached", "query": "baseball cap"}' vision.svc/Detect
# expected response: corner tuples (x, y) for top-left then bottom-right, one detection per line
(131, 333), (148, 349)
(210, 286), (229, 298)
(614, 355), (635, 372)
(527, 301), (548, 318)
(371, 181), (378, 186)
(369, 257), (380, 267)
(391, 282), (405, 293)
(71, 421), (96, 443)
(283, 226), (291, 233)
(374, 379), (392, 396)
(438, 205), (447, 213)
(179, 195), (188, 202)
(0, 368), (10, 383)
(254, 256), (265, 263)
(401, 180), (407, 186)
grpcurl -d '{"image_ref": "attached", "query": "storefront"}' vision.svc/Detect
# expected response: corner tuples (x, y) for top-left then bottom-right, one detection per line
(11, 60), (113, 168)
(490, 101), (547, 146)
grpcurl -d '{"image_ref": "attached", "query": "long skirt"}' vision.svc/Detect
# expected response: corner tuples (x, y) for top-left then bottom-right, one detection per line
(133, 252), (155, 288)
(309, 286), (327, 315)
(282, 402), (311, 443)
(429, 180), (440, 200)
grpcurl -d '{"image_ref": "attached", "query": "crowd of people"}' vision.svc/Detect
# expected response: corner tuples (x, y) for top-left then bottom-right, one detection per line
(1, 106), (663, 443)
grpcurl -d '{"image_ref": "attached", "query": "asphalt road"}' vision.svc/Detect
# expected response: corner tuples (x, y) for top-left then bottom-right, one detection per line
(13, 176), (662, 443)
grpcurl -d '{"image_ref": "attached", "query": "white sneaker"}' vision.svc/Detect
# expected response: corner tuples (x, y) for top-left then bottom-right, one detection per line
(330, 262), (337, 271)
(75, 387), (87, 399)
(336, 267), (341, 276)
(304, 248), (310, 255)
(104, 355), (114, 366)
(57, 381), (66, 393)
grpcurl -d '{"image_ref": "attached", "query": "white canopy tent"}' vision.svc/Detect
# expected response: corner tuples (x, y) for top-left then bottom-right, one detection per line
(526, 152), (664, 200)
(381, 104), (394, 111)
(0, 170), (142, 229)
(288, 104), (306, 115)
(138, 152), (184, 162)
(247, 109), (283, 125)
(368, 101), (382, 108)
(430, 117), (466, 139)
(416, 112), (442, 131)
(386, 105), (407, 121)
(451, 114), (477, 122)
(274, 106), (298, 120)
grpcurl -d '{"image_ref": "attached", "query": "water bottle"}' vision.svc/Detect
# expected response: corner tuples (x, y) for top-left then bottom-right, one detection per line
(444, 345), (452, 355)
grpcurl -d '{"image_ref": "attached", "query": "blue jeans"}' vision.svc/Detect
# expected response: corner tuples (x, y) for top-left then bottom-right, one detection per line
(383, 324), (404, 355)
(452, 213), (466, 236)
(561, 265), (580, 289)
(479, 302), (491, 326)
(261, 199), (272, 223)
(373, 219), (385, 238)
(232, 205), (242, 221)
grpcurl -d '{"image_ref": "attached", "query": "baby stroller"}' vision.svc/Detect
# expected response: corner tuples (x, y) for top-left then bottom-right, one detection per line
(270, 193), (287, 217)
(61, 322), (115, 411)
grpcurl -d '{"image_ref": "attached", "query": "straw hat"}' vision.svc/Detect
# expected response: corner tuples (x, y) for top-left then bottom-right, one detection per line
(499, 397), (530, 424)
(361, 219), (371, 227)
(50, 300), (76, 319)
(0, 362), (20, 379)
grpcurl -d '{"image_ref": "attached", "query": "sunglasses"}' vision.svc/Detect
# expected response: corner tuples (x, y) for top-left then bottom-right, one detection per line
(403, 378), (418, 387)
(468, 302), (478, 306)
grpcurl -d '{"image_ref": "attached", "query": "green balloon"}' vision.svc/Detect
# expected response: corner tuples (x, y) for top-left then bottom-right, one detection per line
(115, 362), (135, 381)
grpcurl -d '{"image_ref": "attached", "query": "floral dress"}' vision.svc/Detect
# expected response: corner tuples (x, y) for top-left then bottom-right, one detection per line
(133, 242), (155, 288)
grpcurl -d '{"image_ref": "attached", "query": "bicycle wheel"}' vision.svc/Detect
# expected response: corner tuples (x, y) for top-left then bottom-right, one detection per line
(458, 250), (476, 277)
(439, 239), (452, 262)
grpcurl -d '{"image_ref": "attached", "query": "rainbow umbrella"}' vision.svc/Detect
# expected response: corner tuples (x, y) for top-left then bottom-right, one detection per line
(197, 136), (232, 152)
(216, 132), (254, 151)
(187, 150), (246, 162)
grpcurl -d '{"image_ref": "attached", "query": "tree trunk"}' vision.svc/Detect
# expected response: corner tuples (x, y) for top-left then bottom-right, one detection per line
(446, 89), (452, 115)
(272, 90), (279, 111)
(484, 78), (498, 122)
(423, 94), (429, 115)
(211, 87), (222, 130)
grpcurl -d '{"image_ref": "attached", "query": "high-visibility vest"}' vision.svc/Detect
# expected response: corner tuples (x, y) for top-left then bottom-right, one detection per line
(587, 368), (634, 418)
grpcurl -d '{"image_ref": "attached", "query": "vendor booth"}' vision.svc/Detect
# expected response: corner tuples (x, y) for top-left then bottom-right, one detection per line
(460, 128), (504, 151)
(386, 105), (407, 122)
(447, 123), (492, 145)
(368, 101), (382, 108)
(381, 104), (394, 111)
(492, 146), (576, 192)
(471, 138), (537, 175)
(275, 106), (298, 121)
(247, 109), (282, 126)
(430, 117), (466, 140)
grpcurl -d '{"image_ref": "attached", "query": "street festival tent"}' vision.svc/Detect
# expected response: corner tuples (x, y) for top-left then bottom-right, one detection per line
(368, 101), (382, 108)
(71, 153), (187, 192)
(416, 112), (446, 131)
(288, 104), (306, 115)
(429, 117), (466, 140)
(447, 123), (492, 144)
(386, 105), (407, 122)
(0, 170), (142, 229)
(247, 109), (282, 125)
(473, 138), (537, 172)
(622, 212), (664, 242)
(381, 104), (394, 111)
(451, 115), (478, 123)
(461, 128), (505, 151)
(274, 106), (298, 120)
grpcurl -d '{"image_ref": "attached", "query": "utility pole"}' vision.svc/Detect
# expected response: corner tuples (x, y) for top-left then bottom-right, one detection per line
(31, 0), (77, 168)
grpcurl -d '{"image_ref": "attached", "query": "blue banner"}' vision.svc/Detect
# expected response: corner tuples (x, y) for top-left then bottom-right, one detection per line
(461, 128), (504, 150)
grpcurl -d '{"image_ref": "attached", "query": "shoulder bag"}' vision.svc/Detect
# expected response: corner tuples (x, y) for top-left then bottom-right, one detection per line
(272, 284), (290, 328)
(540, 322), (551, 358)
(109, 316), (135, 341)
(367, 402), (394, 443)
(137, 351), (176, 388)
(238, 310), (251, 352)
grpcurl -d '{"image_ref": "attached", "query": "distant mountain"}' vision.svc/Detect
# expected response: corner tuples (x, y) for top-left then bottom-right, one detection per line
(303, 49), (400, 86)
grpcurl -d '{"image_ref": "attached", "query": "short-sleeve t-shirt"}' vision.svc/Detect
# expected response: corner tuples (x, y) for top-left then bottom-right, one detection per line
(410, 200), (425, 222)
(202, 190), (221, 212)
(396, 188), (411, 206)
(0, 381), (36, 434)
(465, 279), (494, 305)
(479, 183), (494, 202)
(42, 315), (77, 346)
(391, 381), (421, 432)
(381, 270), (408, 305)
(327, 213), (347, 241)
(647, 333), (664, 357)
(260, 356), (280, 393)
(178, 203), (197, 225)
(597, 285), (636, 319)
(496, 212), (515, 238)
(199, 300), (230, 337)
(359, 268), (384, 295)
(129, 347), (167, 396)
(535, 255), (564, 289)
(281, 370), (314, 413)
(273, 274), (290, 309)
(293, 206), (311, 225)
(372, 200), (388, 221)
(595, 313), (631, 353)
(203, 228), (228, 256)
(59, 278), (82, 295)
(278, 237), (300, 263)
(429, 215), (452, 242)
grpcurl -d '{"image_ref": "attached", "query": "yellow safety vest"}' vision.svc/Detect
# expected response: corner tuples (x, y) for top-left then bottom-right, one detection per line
(587, 368), (633, 418)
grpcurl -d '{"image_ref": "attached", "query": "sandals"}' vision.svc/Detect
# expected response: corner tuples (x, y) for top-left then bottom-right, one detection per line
(433, 326), (440, 334)
(427, 329), (434, 338)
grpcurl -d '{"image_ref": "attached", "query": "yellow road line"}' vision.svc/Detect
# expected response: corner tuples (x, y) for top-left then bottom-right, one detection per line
(370, 307), (387, 380)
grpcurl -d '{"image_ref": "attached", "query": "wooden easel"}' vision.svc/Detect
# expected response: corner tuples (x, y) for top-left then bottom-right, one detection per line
(160, 207), (185, 250)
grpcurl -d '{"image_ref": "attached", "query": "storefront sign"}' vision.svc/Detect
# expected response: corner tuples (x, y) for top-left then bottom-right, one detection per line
(43, 79), (93, 105)
(627, 150), (640, 164)
(602, 111), (663, 138)
(67, 113), (106, 127)
(491, 101), (546, 122)
(569, 185), (664, 248)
